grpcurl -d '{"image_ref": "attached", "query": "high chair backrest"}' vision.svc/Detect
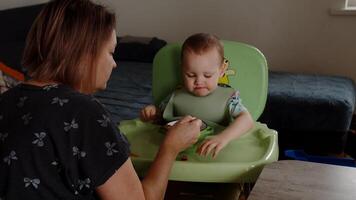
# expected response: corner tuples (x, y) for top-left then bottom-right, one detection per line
(152, 41), (268, 120)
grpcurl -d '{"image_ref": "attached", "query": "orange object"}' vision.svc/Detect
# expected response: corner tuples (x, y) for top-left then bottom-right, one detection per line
(130, 153), (139, 157)
(0, 62), (25, 81)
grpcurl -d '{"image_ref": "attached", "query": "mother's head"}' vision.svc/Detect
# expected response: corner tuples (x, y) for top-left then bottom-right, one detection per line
(22, 0), (117, 94)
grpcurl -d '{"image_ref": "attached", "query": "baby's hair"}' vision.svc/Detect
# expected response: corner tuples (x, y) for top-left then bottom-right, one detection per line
(181, 33), (224, 64)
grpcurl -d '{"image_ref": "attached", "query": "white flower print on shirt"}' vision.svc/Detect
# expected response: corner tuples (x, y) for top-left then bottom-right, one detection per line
(97, 114), (110, 127)
(43, 84), (59, 91)
(71, 184), (79, 195)
(105, 142), (118, 156)
(51, 97), (69, 106)
(51, 160), (62, 172)
(32, 132), (46, 147)
(78, 178), (91, 190)
(22, 113), (32, 125)
(3, 151), (18, 165)
(24, 177), (40, 189)
(64, 119), (78, 132)
(17, 96), (28, 108)
(72, 146), (86, 159)
(0, 132), (8, 142)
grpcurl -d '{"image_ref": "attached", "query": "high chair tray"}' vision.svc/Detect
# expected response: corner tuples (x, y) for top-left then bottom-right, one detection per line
(119, 119), (278, 183)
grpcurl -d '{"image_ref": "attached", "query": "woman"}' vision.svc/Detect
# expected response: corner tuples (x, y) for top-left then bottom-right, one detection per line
(0, 0), (201, 199)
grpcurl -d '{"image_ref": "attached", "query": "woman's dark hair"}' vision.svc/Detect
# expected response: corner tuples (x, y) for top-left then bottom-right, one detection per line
(22, 0), (116, 93)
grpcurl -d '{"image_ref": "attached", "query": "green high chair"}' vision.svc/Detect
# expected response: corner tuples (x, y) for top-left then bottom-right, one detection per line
(119, 41), (278, 183)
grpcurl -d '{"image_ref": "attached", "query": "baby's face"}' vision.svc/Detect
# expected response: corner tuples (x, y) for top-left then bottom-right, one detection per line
(182, 49), (224, 97)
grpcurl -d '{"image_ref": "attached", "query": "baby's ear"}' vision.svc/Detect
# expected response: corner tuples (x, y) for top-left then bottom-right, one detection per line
(220, 59), (229, 76)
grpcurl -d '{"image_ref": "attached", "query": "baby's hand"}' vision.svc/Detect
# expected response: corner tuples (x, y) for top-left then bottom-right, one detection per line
(197, 135), (229, 158)
(140, 105), (158, 122)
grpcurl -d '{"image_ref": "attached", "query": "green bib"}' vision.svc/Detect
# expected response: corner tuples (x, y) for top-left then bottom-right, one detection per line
(163, 86), (235, 126)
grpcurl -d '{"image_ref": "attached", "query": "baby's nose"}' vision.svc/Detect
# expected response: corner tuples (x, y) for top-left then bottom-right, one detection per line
(195, 76), (204, 83)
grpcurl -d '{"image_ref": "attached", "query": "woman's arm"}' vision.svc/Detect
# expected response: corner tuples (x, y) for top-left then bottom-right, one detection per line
(96, 148), (176, 200)
(97, 116), (201, 200)
(96, 158), (145, 200)
(140, 142), (179, 200)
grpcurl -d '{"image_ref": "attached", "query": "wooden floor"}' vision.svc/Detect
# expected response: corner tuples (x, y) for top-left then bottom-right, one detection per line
(164, 181), (249, 200)
(248, 160), (356, 200)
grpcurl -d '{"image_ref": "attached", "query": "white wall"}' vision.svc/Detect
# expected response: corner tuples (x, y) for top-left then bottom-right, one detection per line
(108, 0), (356, 81)
(1, 0), (356, 81)
(0, 0), (48, 10)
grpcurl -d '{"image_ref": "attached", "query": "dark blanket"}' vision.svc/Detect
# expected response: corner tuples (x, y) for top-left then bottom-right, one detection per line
(259, 71), (355, 131)
(258, 71), (355, 155)
(94, 61), (153, 124)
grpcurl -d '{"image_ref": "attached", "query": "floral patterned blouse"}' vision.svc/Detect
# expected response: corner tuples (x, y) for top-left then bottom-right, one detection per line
(0, 83), (130, 200)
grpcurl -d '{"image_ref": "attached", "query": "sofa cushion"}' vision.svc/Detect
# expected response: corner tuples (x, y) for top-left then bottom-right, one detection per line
(115, 36), (167, 63)
(0, 41), (26, 73)
(0, 3), (45, 73)
(259, 71), (355, 131)
(0, 4), (44, 43)
(259, 71), (355, 155)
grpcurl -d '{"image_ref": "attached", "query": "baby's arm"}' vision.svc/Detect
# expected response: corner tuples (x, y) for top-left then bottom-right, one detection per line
(197, 90), (254, 158)
(140, 93), (172, 122)
(197, 111), (253, 158)
(140, 105), (160, 122)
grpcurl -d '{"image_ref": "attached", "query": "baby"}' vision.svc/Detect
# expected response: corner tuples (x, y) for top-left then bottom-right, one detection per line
(141, 33), (254, 158)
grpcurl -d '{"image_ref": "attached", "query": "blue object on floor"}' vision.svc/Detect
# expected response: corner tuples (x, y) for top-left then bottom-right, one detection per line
(284, 150), (356, 167)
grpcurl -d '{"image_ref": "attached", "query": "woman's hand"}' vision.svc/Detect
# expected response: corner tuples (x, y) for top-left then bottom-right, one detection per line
(197, 134), (229, 158)
(162, 116), (202, 155)
(140, 105), (159, 122)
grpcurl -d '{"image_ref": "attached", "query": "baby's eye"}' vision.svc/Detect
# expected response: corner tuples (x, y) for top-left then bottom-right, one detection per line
(204, 75), (212, 78)
(186, 74), (195, 78)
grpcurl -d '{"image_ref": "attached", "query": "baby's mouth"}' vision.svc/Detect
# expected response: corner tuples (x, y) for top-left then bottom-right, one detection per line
(194, 86), (206, 90)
